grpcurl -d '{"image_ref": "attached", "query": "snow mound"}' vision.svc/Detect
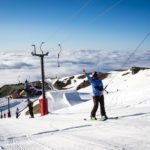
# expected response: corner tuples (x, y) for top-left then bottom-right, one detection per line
(46, 90), (85, 112)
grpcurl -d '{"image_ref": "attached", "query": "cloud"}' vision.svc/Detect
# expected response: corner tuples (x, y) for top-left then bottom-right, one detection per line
(0, 50), (150, 87)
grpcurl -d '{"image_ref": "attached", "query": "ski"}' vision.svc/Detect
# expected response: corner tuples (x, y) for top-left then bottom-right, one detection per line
(83, 117), (119, 121)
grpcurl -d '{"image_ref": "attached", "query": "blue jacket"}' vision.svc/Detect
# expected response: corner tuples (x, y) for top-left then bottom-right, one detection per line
(85, 73), (103, 96)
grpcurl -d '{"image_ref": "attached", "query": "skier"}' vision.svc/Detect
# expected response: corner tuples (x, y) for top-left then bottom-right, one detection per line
(27, 99), (34, 118)
(83, 69), (107, 121)
(0, 109), (2, 118)
(4, 113), (6, 118)
(16, 107), (20, 118)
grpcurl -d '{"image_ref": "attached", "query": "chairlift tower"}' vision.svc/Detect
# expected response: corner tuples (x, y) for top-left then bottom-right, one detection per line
(31, 42), (49, 115)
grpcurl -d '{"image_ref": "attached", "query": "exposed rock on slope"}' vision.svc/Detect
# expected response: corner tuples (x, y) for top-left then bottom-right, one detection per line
(130, 67), (149, 74)
(53, 72), (109, 90)
(0, 81), (51, 98)
(53, 76), (74, 90)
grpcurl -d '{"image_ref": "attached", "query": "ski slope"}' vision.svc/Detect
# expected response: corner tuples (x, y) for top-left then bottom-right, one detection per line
(0, 69), (150, 150)
(0, 97), (38, 117)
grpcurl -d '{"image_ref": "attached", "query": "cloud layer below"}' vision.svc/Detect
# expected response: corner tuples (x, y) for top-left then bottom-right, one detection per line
(0, 50), (149, 87)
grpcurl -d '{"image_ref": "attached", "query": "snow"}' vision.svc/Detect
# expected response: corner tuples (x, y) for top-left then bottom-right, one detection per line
(0, 97), (38, 117)
(0, 69), (150, 150)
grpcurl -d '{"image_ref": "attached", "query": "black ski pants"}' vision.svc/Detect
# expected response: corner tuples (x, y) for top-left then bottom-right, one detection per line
(91, 95), (106, 117)
(29, 108), (34, 118)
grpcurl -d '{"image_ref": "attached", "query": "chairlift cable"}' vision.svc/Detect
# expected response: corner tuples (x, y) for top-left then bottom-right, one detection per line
(91, 0), (124, 23)
(104, 31), (150, 90)
(45, 0), (92, 44)
(62, 0), (124, 43)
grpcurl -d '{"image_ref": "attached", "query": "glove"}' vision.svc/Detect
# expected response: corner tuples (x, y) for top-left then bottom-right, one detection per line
(83, 69), (86, 73)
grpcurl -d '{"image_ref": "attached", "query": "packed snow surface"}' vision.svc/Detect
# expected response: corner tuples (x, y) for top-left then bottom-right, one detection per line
(0, 70), (150, 150)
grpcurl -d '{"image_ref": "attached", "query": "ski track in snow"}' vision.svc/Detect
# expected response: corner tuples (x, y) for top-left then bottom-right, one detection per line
(0, 109), (150, 150)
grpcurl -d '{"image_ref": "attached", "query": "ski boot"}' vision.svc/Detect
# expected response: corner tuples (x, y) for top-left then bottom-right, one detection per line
(91, 116), (97, 120)
(100, 115), (108, 121)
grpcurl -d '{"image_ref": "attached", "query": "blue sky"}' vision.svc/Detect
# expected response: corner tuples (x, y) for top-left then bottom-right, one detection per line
(0, 0), (150, 52)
